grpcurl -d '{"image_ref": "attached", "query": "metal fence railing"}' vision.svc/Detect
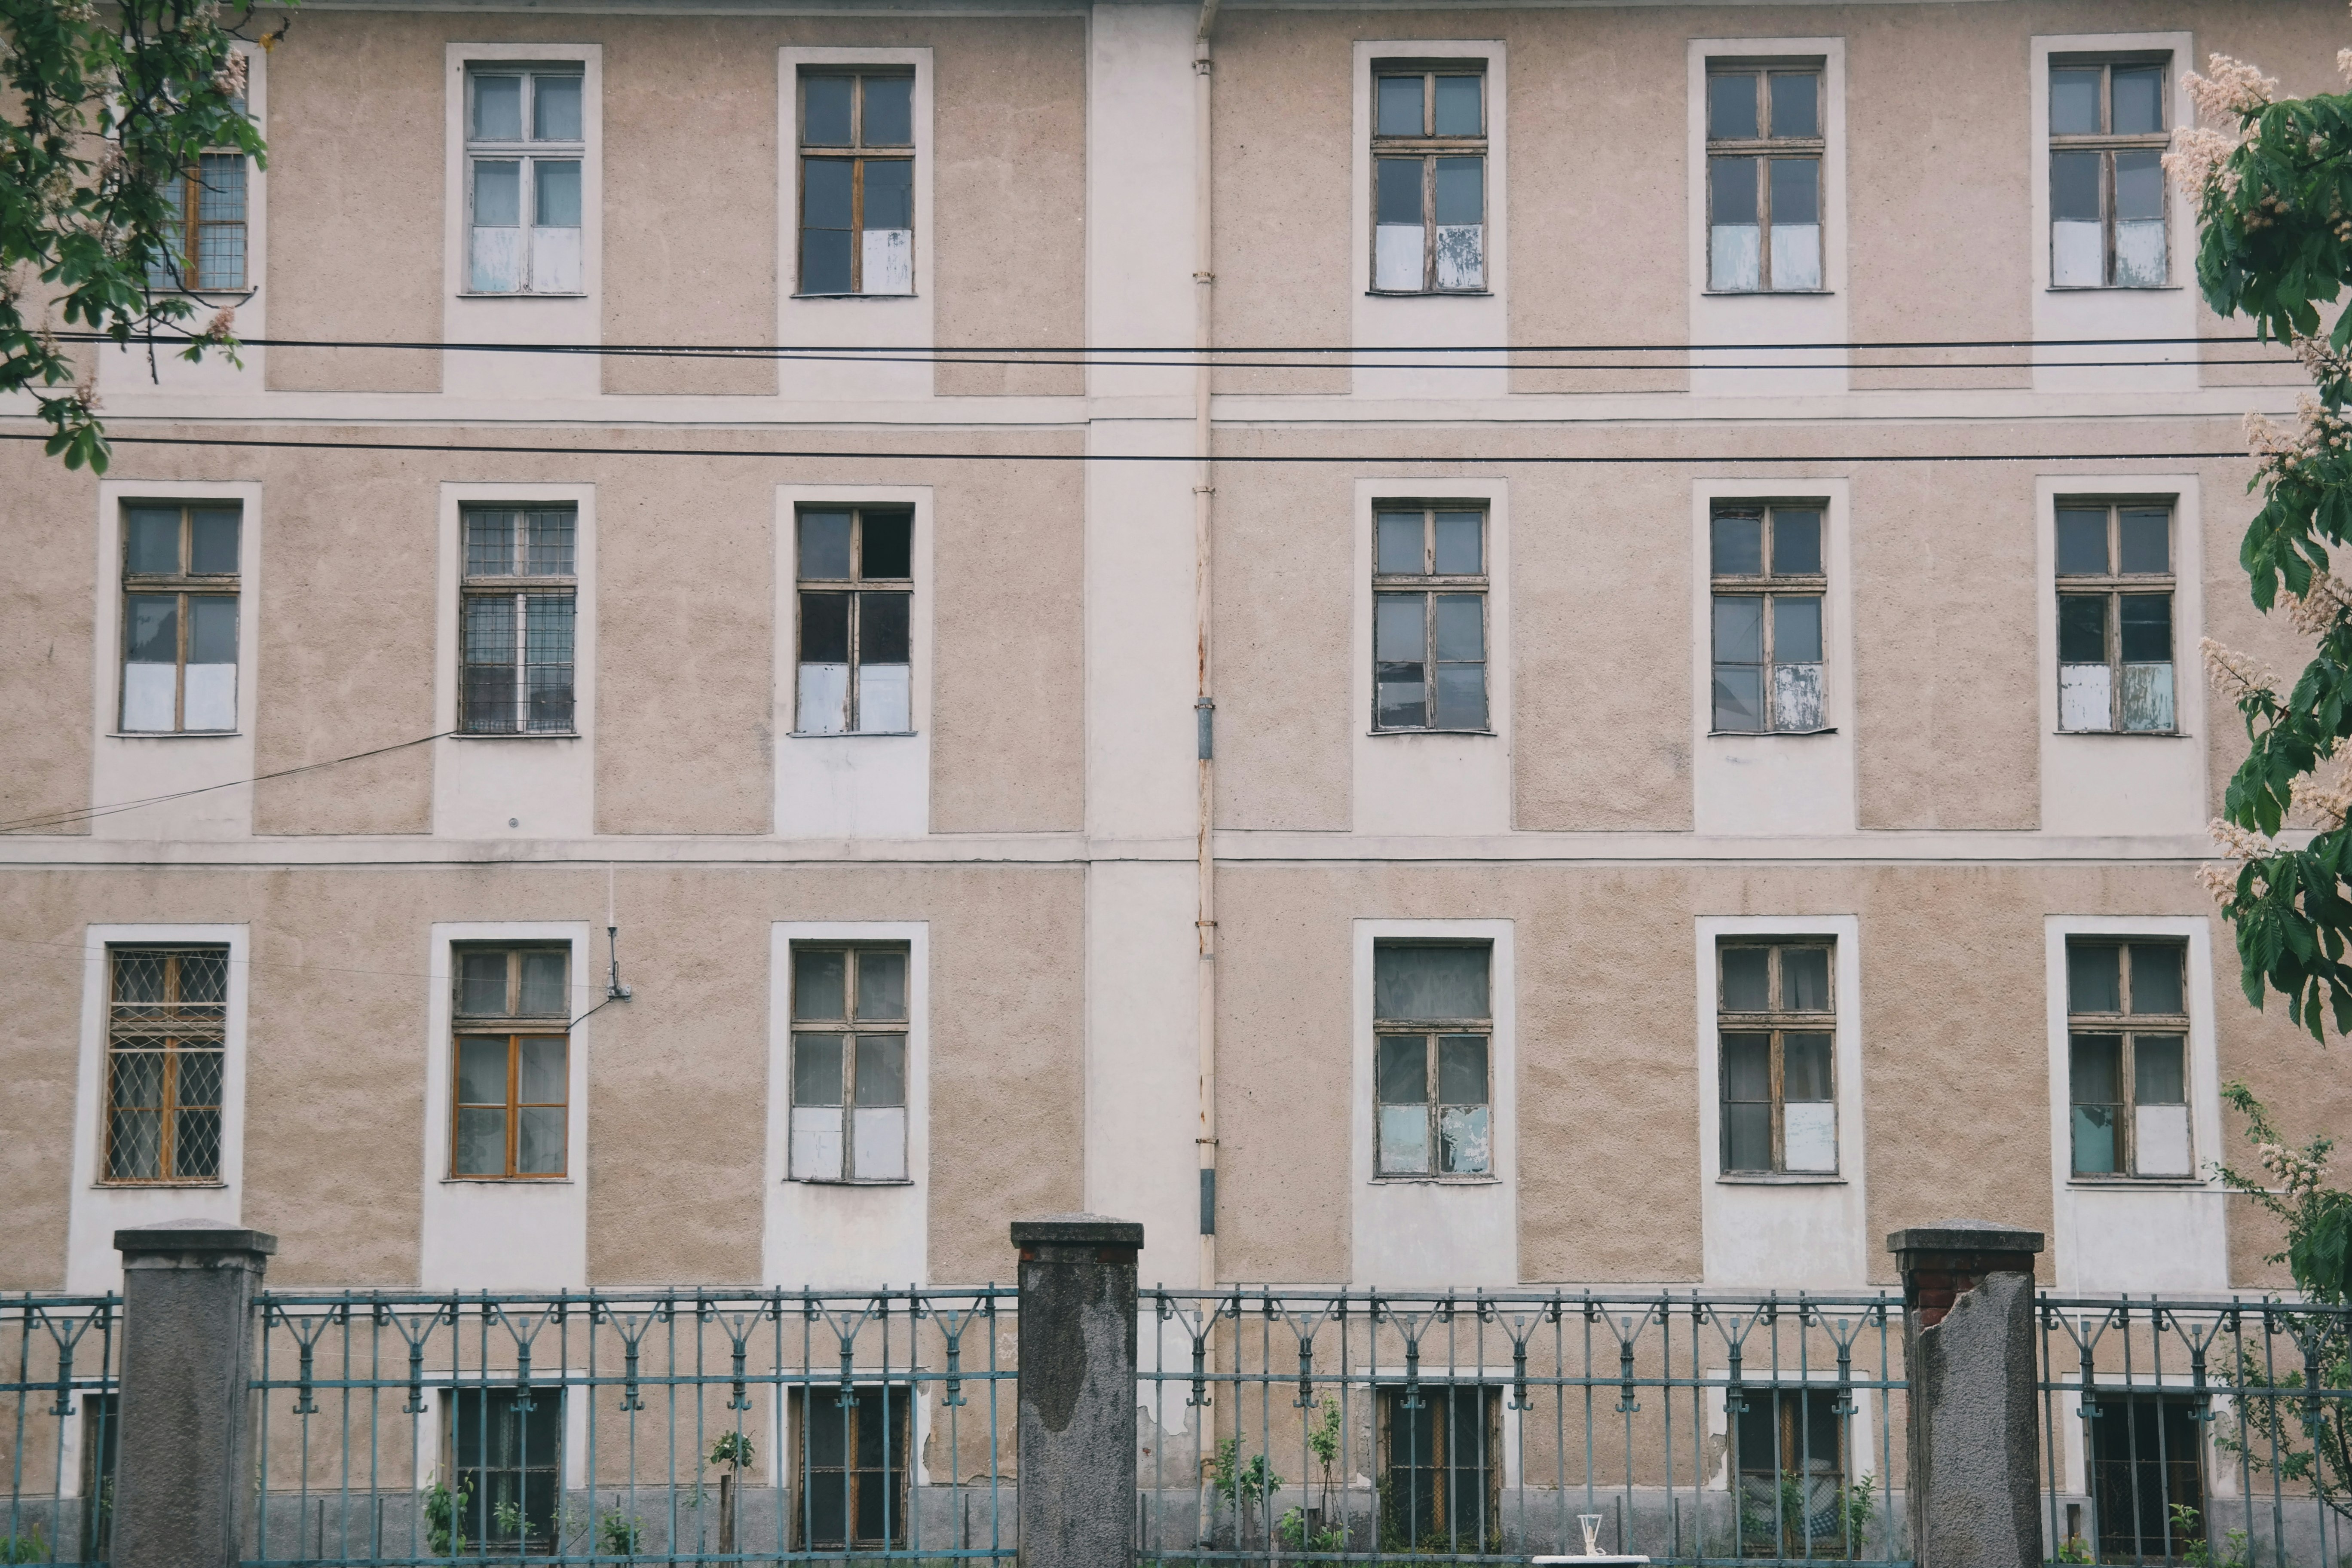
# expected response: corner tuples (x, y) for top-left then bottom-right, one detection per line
(245, 1287), (1015, 1566)
(2039, 1296), (2352, 1568)
(2, 1293), (120, 1566)
(1136, 1289), (1909, 1566)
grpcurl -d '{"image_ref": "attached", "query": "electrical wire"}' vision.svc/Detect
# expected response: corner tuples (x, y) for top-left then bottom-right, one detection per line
(0, 730), (453, 834)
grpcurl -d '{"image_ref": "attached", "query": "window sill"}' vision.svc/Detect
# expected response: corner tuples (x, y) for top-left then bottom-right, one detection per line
(1718, 1173), (1844, 1186)
(1368, 728), (1498, 738)
(1363, 290), (1493, 299)
(2067, 1177), (2208, 1191)
(2045, 284), (2183, 294)
(1707, 727), (1838, 738)
(790, 292), (921, 302)
(441, 1176), (573, 1185)
(95, 1179), (227, 1190)
(150, 286), (258, 303)
(1371, 1174), (1500, 1186)
(455, 291), (589, 300)
(109, 730), (240, 740)
(787, 1177), (916, 1187)
(449, 730), (582, 741)
(1701, 288), (1836, 298)
(788, 730), (918, 740)
(2053, 729), (2184, 739)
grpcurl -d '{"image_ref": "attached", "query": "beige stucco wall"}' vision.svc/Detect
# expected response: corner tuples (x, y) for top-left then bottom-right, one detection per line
(0, 452), (96, 833)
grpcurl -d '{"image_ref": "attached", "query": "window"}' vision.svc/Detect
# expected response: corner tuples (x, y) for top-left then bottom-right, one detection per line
(451, 946), (570, 1179)
(1732, 1387), (1847, 1554)
(120, 503), (240, 734)
(2050, 59), (2168, 288)
(2088, 1393), (2205, 1563)
(449, 1389), (561, 1553)
(793, 1386), (910, 1550)
(1381, 1386), (1499, 1553)
(466, 66), (583, 294)
(1709, 504), (1825, 734)
(789, 944), (909, 1182)
(1718, 940), (1835, 1175)
(795, 507), (913, 735)
(102, 946), (226, 1183)
(1370, 65), (1485, 293)
(2057, 502), (2174, 733)
(1707, 64), (1822, 292)
(797, 71), (914, 296)
(460, 506), (577, 735)
(1373, 943), (1491, 1179)
(150, 154), (248, 292)
(2066, 940), (2190, 1179)
(1373, 505), (1487, 732)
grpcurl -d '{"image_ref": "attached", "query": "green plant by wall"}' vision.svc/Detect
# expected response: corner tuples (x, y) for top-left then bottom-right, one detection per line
(0, 1528), (49, 1566)
(420, 1479), (469, 1556)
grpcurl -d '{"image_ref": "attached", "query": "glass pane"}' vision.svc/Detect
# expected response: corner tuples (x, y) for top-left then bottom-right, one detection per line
(1710, 156), (1759, 226)
(2117, 509), (2169, 573)
(474, 74), (523, 140)
(800, 222), (852, 296)
(1375, 216), (1424, 291)
(456, 1037), (509, 1104)
(794, 1035), (845, 1106)
(1770, 156), (1819, 226)
(2071, 1103), (2118, 1175)
(189, 510), (239, 574)
(1771, 511), (1820, 575)
(2051, 68), (2103, 135)
(2071, 1032), (2124, 1102)
(2051, 150), (2101, 223)
(465, 510), (515, 577)
(2122, 662), (2174, 731)
(1376, 512), (1423, 574)
(861, 513), (914, 579)
(2134, 1035), (2185, 1103)
(516, 1107), (564, 1174)
(1433, 594), (1482, 661)
(1433, 156), (1481, 225)
(1773, 596), (1823, 664)
(1433, 511), (1482, 574)
(1378, 1104), (1430, 1175)
(125, 508), (181, 574)
(854, 1035), (906, 1106)
(454, 1108), (507, 1176)
(794, 949), (847, 1020)
(1375, 75), (1423, 137)
(1377, 1035), (1427, 1104)
(1782, 947), (1830, 1011)
(2056, 508), (2109, 574)
(1709, 72), (1759, 140)
(534, 160), (580, 228)
(799, 592), (851, 664)
(1437, 1104), (1490, 1175)
(864, 157), (913, 232)
(1722, 1033), (1772, 1100)
(863, 75), (913, 146)
(2111, 67), (2163, 135)
(526, 509), (574, 576)
(1376, 157), (1422, 226)
(1433, 75), (1480, 136)
(1433, 662), (1486, 731)
(2058, 594), (2107, 662)
(1374, 593), (1426, 727)
(2130, 945), (2184, 1015)
(519, 951), (566, 1014)
(1773, 663), (1823, 732)
(2135, 1102), (2192, 1177)
(857, 949), (908, 1020)
(1769, 72), (1818, 139)
(2114, 149), (2163, 222)
(1712, 665), (1763, 732)
(473, 159), (521, 226)
(459, 952), (508, 1015)
(1437, 1035), (1486, 1104)
(1721, 949), (1770, 1011)
(1374, 945), (1489, 1020)
(852, 1106), (907, 1180)
(1724, 1102), (1772, 1173)
(2061, 662), (2113, 732)
(124, 595), (177, 662)
(1784, 1101), (1837, 1172)
(534, 74), (582, 141)
(803, 75), (853, 145)
(793, 1106), (844, 1181)
(860, 591), (912, 665)
(799, 511), (854, 579)
(1712, 513), (1764, 576)
(1783, 1033), (1833, 1099)
(1714, 595), (1763, 662)
(2119, 594), (2171, 662)
(517, 1037), (565, 1103)
(2069, 943), (2122, 1012)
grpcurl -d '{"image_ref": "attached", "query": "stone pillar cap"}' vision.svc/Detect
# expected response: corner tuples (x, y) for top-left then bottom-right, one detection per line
(1012, 1214), (1145, 1249)
(116, 1219), (279, 1256)
(1886, 1219), (2044, 1256)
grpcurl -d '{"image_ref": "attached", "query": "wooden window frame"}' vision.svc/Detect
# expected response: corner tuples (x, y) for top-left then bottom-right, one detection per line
(1371, 503), (1489, 734)
(788, 943), (912, 1184)
(790, 1383), (913, 1551)
(2065, 938), (2190, 1181)
(101, 945), (228, 1185)
(463, 65), (587, 297)
(1378, 1384), (1502, 1552)
(119, 502), (241, 735)
(2048, 57), (2171, 290)
(1716, 939), (1837, 1177)
(450, 945), (571, 1181)
(1371, 940), (1494, 1182)
(792, 505), (916, 736)
(1704, 62), (1826, 294)
(153, 152), (250, 293)
(446, 1386), (564, 1554)
(459, 505), (579, 736)
(1368, 64), (1488, 295)
(795, 69), (917, 297)
(1732, 1385), (1850, 1554)
(1709, 502), (1828, 735)
(2055, 499), (2176, 735)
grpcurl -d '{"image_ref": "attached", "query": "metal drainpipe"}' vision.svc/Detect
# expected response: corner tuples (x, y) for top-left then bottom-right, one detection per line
(1193, 0), (1220, 1295)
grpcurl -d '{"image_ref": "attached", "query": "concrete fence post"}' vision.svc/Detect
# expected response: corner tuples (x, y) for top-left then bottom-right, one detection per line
(1014, 1213), (1142, 1568)
(112, 1220), (277, 1568)
(1889, 1220), (2046, 1568)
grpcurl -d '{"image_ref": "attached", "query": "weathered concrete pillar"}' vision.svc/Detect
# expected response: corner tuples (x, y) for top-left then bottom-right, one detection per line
(1014, 1213), (1141, 1568)
(113, 1221), (276, 1568)
(1890, 1220), (2045, 1568)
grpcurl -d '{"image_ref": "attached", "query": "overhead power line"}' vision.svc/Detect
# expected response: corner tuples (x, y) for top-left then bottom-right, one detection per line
(0, 730), (453, 835)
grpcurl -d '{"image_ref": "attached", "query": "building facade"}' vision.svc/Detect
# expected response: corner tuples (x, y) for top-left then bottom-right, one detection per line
(3, 0), (2347, 1305)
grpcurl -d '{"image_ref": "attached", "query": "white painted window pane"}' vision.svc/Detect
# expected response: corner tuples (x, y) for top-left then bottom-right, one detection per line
(1784, 1102), (1837, 1172)
(1772, 663), (1824, 732)
(791, 1106), (843, 1180)
(858, 664), (910, 733)
(184, 662), (236, 730)
(2114, 218), (2165, 287)
(1771, 223), (1821, 290)
(851, 1106), (908, 1180)
(1710, 225), (1760, 291)
(122, 663), (177, 732)
(798, 662), (849, 734)
(2052, 220), (2103, 287)
(863, 228), (913, 295)
(1433, 224), (1482, 290)
(1436, 1104), (1490, 1175)
(1378, 1104), (1429, 1174)
(1375, 224), (1424, 291)
(2059, 663), (2111, 731)
(2133, 1103), (2192, 1177)
(2121, 663), (2174, 732)
(471, 226), (523, 293)
(533, 226), (581, 293)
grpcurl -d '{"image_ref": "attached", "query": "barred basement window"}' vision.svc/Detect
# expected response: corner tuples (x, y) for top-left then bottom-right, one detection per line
(2057, 502), (2174, 733)
(460, 506), (577, 735)
(103, 946), (227, 1184)
(1710, 504), (1825, 734)
(792, 1386), (911, 1550)
(451, 946), (570, 1179)
(1371, 64), (1485, 293)
(798, 71), (914, 296)
(120, 502), (241, 734)
(448, 1389), (561, 1553)
(150, 154), (248, 291)
(1373, 942), (1491, 1179)
(795, 507), (913, 735)
(1373, 505), (1487, 732)
(1707, 63), (1823, 292)
(2067, 939), (2190, 1179)
(1381, 1386), (1501, 1553)
(790, 944), (909, 1182)
(466, 65), (584, 294)
(1733, 1387), (1848, 1554)
(1718, 940), (1836, 1175)
(2050, 58), (2169, 288)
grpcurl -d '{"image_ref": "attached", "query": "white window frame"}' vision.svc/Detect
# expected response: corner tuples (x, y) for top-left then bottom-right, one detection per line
(457, 61), (591, 297)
